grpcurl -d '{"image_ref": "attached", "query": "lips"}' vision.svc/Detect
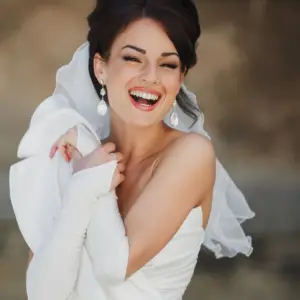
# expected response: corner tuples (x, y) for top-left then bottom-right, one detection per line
(128, 87), (162, 112)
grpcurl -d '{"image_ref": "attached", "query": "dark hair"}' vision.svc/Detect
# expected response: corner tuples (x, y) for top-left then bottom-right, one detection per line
(87, 0), (201, 126)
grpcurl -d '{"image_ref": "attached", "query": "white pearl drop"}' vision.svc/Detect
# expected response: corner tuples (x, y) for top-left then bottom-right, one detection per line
(97, 100), (108, 116)
(170, 112), (179, 127)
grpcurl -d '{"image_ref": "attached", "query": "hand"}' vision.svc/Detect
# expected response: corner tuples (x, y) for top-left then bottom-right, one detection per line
(49, 125), (125, 190)
(70, 143), (125, 191)
(49, 126), (78, 162)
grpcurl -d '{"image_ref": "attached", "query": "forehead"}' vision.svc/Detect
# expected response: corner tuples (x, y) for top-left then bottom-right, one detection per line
(111, 18), (177, 54)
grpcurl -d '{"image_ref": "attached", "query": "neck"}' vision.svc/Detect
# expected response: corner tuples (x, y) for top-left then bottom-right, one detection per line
(108, 111), (168, 166)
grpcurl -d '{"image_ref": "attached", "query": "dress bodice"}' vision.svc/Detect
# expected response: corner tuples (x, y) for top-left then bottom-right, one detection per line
(142, 207), (204, 300)
(74, 193), (205, 300)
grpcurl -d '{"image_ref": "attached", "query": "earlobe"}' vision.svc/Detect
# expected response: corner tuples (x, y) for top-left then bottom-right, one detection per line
(94, 53), (107, 83)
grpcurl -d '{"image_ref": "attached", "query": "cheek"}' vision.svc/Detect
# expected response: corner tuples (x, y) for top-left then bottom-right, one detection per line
(104, 62), (140, 116)
(106, 62), (137, 93)
(158, 75), (182, 118)
(105, 65), (127, 98)
(162, 74), (182, 100)
(108, 58), (140, 79)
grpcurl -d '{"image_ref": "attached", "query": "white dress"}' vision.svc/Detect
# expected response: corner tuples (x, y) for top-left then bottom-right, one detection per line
(9, 42), (254, 300)
(77, 199), (205, 300)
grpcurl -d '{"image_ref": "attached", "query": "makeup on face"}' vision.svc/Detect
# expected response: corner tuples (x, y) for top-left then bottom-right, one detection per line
(120, 44), (181, 112)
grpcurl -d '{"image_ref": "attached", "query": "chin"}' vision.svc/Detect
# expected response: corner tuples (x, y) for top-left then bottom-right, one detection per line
(123, 113), (161, 128)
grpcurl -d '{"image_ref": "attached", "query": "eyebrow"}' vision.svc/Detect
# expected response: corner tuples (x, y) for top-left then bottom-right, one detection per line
(121, 45), (179, 58)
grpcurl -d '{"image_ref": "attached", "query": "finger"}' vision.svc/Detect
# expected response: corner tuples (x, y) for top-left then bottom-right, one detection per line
(65, 145), (74, 162)
(58, 145), (70, 162)
(49, 135), (65, 157)
(117, 162), (125, 173)
(111, 173), (125, 190)
(115, 152), (124, 162)
(117, 173), (125, 184)
(102, 142), (116, 154)
(108, 152), (124, 162)
(64, 145), (72, 162)
(49, 145), (58, 158)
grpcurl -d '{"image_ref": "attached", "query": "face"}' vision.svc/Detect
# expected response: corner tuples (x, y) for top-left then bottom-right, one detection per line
(94, 18), (184, 128)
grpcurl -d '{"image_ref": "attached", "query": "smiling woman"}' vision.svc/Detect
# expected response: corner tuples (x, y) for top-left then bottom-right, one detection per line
(120, 42), (180, 113)
(9, 1), (254, 300)
(92, 17), (187, 125)
(88, 0), (201, 126)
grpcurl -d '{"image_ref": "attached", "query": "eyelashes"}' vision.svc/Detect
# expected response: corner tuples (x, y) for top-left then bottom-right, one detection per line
(161, 63), (178, 70)
(123, 55), (140, 63)
(122, 55), (179, 70)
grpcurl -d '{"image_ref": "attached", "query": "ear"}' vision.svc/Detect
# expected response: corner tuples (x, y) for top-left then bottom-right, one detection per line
(94, 53), (107, 83)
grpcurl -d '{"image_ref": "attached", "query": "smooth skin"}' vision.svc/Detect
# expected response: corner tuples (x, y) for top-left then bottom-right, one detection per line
(29, 18), (216, 279)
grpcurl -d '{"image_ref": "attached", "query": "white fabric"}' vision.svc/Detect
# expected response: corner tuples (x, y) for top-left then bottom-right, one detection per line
(182, 86), (255, 258)
(11, 121), (205, 300)
(26, 155), (118, 300)
(9, 42), (255, 300)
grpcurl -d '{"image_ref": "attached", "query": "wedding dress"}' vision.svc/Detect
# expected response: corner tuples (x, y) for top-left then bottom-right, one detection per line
(9, 43), (255, 300)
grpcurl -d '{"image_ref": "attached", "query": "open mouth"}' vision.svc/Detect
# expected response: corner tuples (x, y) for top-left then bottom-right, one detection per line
(129, 90), (161, 107)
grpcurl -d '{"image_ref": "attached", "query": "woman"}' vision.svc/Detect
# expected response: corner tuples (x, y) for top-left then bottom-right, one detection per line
(9, 1), (255, 300)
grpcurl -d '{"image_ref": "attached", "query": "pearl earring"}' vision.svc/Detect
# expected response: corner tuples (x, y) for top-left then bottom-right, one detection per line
(169, 100), (179, 127)
(97, 80), (108, 116)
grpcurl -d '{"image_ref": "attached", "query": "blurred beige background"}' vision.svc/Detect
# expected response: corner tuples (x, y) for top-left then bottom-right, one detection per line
(0, 1), (299, 300)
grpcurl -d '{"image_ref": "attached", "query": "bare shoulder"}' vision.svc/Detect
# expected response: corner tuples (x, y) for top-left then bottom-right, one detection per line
(149, 132), (216, 211)
(153, 132), (216, 197)
(162, 132), (215, 168)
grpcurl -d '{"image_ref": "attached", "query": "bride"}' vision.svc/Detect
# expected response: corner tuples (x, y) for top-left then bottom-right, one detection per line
(9, 1), (254, 300)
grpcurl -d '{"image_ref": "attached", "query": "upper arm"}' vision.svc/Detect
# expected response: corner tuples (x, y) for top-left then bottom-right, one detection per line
(124, 134), (216, 277)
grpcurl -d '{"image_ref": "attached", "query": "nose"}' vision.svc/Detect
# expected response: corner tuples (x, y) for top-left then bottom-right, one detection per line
(141, 63), (160, 85)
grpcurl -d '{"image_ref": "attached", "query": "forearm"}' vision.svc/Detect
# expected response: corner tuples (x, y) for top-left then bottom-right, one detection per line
(86, 195), (129, 286)
(26, 161), (117, 300)
(27, 223), (84, 300)
(26, 180), (93, 300)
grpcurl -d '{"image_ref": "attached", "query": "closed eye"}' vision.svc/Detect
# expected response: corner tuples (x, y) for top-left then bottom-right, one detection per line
(160, 63), (179, 70)
(123, 55), (178, 70)
(123, 55), (141, 63)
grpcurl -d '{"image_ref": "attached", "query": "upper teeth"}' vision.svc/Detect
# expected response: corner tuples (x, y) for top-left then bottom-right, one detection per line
(130, 90), (159, 101)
